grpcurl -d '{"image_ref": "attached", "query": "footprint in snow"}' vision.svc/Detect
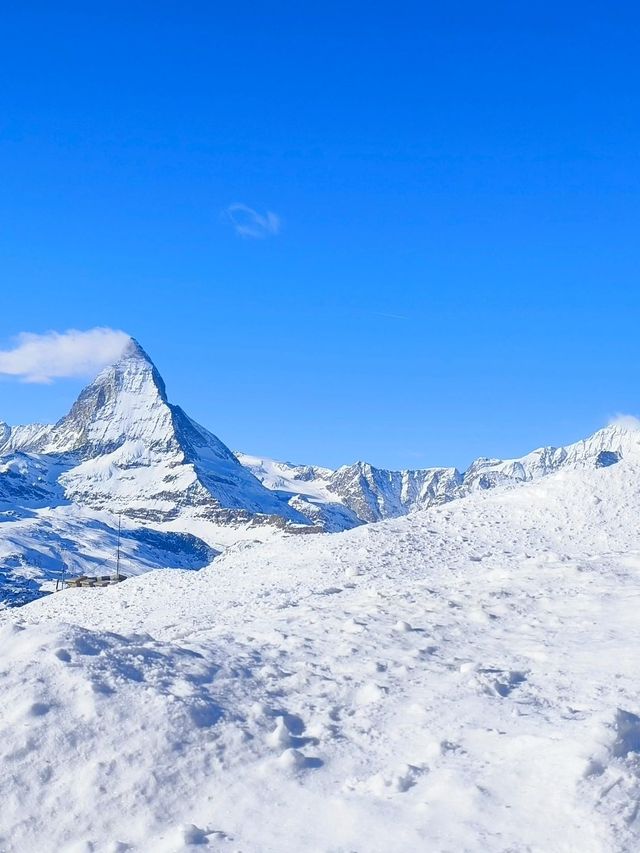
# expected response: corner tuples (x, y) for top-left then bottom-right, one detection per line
(266, 722), (322, 771)
(181, 824), (209, 845)
(471, 668), (528, 698)
(160, 823), (217, 849)
(347, 764), (427, 797)
(267, 715), (319, 749)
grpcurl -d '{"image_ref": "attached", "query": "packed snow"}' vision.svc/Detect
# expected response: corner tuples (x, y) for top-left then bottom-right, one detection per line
(1, 454), (640, 852)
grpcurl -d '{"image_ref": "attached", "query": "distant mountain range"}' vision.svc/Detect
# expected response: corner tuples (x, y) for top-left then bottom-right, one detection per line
(0, 337), (635, 603)
(237, 425), (629, 523)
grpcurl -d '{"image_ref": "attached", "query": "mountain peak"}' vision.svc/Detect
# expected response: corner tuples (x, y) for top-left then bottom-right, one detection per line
(0, 339), (308, 525)
(118, 336), (155, 365)
(599, 418), (640, 436)
(93, 335), (168, 403)
(11, 338), (173, 458)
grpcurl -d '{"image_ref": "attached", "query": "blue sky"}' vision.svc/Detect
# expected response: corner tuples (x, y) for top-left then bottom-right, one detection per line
(1, 2), (639, 470)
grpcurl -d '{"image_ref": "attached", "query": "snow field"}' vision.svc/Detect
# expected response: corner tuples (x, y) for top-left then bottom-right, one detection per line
(1, 461), (640, 851)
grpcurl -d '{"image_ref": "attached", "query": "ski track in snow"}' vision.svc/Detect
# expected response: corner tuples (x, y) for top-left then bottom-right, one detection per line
(1, 463), (640, 851)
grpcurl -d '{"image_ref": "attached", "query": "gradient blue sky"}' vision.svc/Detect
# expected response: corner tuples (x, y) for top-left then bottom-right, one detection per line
(1, 2), (639, 470)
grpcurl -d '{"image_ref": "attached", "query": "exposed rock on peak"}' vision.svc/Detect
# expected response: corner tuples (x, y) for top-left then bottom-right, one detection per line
(1, 340), (309, 527)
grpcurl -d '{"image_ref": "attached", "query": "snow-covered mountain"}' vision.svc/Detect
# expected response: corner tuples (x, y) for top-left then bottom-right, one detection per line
(237, 453), (463, 524)
(0, 340), (310, 527)
(237, 422), (637, 524)
(0, 340), (318, 603)
(1, 335), (637, 604)
(460, 423), (633, 491)
(232, 453), (362, 532)
(3, 338), (632, 535)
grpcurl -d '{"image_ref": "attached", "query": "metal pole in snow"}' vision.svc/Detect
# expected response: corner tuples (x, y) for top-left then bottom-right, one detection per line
(116, 513), (122, 580)
(57, 550), (67, 591)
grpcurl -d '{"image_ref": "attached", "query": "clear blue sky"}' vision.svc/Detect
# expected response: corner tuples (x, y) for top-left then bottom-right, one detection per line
(1, 2), (639, 470)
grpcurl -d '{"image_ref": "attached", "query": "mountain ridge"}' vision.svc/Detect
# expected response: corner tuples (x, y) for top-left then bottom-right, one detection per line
(2, 337), (635, 528)
(0, 337), (637, 603)
(237, 422), (637, 523)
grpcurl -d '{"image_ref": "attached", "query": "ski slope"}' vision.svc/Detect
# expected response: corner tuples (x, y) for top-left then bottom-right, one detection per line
(1, 457), (640, 852)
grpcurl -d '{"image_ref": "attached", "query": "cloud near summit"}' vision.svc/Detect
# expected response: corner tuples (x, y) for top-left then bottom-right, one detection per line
(608, 413), (640, 430)
(0, 328), (131, 384)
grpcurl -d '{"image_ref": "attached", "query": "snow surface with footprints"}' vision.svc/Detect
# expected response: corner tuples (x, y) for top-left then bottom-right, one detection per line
(2, 456), (640, 852)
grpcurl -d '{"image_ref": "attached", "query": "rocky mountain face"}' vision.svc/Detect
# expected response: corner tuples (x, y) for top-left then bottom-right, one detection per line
(238, 423), (637, 524)
(234, 453), (464, 525)
(326, 462), (462, 523)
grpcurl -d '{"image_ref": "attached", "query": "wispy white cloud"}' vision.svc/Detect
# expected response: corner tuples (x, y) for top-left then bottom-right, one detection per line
(0, 328), (131, 384)
(224, 203), (281, 239)
(608, 413), (640, 430)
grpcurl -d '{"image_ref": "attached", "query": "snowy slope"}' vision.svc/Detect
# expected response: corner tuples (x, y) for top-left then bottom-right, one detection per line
(0, 452), (67, 508)
(234, 453), (335, 497)
(0, 504), (216, 607)
(2, 456), (640, 851)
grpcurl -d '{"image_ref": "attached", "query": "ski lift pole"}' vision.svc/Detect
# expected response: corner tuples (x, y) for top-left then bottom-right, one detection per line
(115, 513), (122, 580)
(56, 559), (66, 592)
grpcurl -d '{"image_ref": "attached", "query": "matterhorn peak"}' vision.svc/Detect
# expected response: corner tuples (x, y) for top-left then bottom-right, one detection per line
(26, 336), (173, 459)
(0, 338), (309, 525)
(92, 336), (168, 401)
(115, 336), (161, 372)
(120, 336), (149, 360)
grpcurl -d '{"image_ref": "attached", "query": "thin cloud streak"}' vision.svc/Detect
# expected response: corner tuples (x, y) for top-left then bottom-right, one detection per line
(224, 203), (281, 239)
(0, 328), (131, 384)
(371, 311), (410, 321)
